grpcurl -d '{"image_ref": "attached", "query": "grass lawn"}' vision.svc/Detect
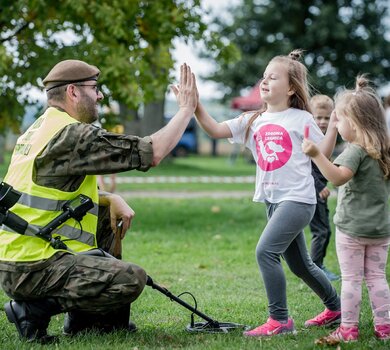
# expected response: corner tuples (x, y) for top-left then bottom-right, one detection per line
(1, 197), (389, 350)
(108, 155), (256, 193)
(0, 155), (389, 349)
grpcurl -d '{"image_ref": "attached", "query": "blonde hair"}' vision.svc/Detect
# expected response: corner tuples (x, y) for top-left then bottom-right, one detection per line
(335, 75), (390, 178)
(310, 94), (334, 111)
(245, 49), (312, 141)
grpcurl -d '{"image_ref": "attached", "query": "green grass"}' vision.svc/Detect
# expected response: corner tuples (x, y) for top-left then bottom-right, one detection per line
(1, 197), (389, 349)
(116, 182), (254, 192)
(0, 154), (388, 349)
(134, 155), (256, 177)
(116, 155), (256, 192)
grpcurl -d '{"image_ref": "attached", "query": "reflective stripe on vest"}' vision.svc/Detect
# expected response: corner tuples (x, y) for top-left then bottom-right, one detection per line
(0, 107), (99, 262)
(0, 223), (95, 246)
(17, 192), (99, 216)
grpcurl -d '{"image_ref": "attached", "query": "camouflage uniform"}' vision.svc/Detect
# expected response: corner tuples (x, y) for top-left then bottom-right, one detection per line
(0, 116), (153, 313)
(33, 122), (153, 191)
(0, 252), (146, 313)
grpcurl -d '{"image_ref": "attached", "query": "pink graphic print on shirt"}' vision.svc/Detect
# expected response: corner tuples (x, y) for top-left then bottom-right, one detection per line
(254, 124), (292, 171)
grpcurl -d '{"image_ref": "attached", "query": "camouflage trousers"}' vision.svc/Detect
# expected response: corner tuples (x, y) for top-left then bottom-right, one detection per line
(0, 206), (147, 314)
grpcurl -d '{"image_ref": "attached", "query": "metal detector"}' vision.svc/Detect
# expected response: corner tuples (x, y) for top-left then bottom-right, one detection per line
(0, 181), (249, 333)
(146, 275), (249, 333)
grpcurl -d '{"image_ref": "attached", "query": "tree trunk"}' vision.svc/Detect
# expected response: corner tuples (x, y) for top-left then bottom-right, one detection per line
(119, 103), (140, 136)
(211, 138), (218, 157)
(141, 99), (165, 137)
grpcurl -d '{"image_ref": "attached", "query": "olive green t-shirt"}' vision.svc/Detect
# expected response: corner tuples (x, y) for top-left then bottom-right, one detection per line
(333, 143), (390, 238)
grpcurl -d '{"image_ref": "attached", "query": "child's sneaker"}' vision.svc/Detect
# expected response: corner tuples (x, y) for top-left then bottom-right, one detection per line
(243, 317), (296, 337)
(315, 325), (359, 345)
(375, 324), (390, 340)
(304, 308), (341, 327)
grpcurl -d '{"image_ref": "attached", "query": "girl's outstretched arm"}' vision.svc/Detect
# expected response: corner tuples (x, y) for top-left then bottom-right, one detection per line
(302, 139), (354, 186)
(195, 102), (232, 139)
(153, 64), (198, 165)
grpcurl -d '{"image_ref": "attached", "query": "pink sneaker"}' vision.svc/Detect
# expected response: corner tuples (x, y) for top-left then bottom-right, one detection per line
(304, 308), (341, 327)
(243, 317), (296, 337)
(315, 325), (359, 345)
(375, 324), (390, 340)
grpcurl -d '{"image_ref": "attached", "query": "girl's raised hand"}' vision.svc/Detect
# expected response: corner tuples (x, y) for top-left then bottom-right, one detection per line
(170, 63), (198, 112)
(328, 110), (338, 131)
(302, 138), (320, 157)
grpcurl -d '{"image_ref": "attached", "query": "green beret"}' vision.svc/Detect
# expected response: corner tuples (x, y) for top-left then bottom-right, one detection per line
(43, 59), (100, 91)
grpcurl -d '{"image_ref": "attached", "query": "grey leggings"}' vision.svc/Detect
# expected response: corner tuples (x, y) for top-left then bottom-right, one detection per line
(256, 200), (340, 321)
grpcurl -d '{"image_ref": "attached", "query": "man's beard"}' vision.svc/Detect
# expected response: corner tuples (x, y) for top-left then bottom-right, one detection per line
(76, 91), (98, 124)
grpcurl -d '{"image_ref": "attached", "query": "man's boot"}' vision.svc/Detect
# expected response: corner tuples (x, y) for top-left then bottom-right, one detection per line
(63, 303), (136, 335)
(4, 298), (62, 344)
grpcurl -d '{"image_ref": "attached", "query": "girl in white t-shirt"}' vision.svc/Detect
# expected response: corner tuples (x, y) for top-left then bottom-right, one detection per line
(194, 50), (340, 337)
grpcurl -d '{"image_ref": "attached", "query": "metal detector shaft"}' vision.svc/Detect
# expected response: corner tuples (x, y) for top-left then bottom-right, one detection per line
(146, 275), (218, 325)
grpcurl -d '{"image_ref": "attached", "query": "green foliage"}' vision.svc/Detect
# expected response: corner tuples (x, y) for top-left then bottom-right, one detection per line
(205, 0), (390, 98)
(0, 0), (211, 133)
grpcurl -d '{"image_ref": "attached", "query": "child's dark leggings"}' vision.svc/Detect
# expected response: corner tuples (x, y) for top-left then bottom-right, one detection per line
(256, 200), (340, 322)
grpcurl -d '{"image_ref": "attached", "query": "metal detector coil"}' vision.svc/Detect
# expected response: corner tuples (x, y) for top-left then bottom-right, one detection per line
(186, 321), (250, 334)
(146, 276), (250, 333)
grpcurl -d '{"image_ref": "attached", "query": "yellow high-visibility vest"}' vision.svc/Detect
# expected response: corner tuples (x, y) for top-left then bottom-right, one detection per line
(0, 107), (99, 262)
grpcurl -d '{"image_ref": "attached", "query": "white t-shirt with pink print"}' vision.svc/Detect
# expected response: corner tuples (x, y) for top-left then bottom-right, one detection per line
(225, 108), (323, 204)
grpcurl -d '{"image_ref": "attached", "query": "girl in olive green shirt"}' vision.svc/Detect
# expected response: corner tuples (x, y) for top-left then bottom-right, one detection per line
(303, 75), (390, 343)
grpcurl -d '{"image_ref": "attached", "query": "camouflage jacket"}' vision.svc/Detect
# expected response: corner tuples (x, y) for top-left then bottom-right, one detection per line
(33, 121), (153, 192)
(0, 116), (153, 270)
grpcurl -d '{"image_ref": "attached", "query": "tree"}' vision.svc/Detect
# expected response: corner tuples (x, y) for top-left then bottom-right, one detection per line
(0, 0), (236, 134)
(205, 0), (390, 98)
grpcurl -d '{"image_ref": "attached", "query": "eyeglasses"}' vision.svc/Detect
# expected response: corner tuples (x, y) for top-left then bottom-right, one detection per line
(74, 84), (101, 94)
